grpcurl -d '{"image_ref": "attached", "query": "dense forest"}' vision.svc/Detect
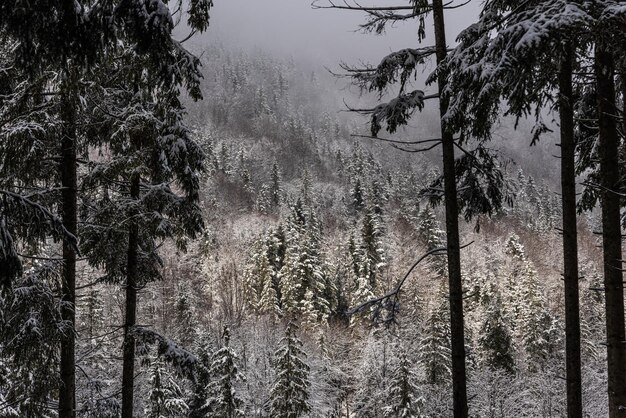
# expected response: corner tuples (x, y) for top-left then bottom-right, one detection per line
(1, 1), (625, 417)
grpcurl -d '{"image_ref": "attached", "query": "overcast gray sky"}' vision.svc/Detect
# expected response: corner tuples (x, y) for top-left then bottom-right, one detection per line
(183, 0), (558, 181)
(189, 0), (482, 66)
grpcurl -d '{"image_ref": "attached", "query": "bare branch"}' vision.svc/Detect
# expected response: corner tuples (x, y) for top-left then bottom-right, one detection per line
(347, 241), (475, 320)
(351, 133), (442, 145)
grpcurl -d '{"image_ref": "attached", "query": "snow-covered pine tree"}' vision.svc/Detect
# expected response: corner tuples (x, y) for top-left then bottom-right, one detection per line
(416, 207), (446, 274)
(1, 1), (213, 414)
(504, 235), (559, 370)
(244, 235), (280, 315)
(350, 178), (365, 213)
(270, 321), (311, 418)
(0, 40), (81, 417)
(0, 43), (70, 291)
(419, 284), (452, 385)
(145, 357), (189, 418)
(255, 184), (272, 215)
(347, 199), (387, 323)
(301, 169), (313, 207)
(188, 333), (216, 418)
(0, 260), (68, 417)
(385, 353), (425, 418)
(270, 161), (282, 208)
(279, 200), (332, 323)
(76, 18), (210, 412)
(174, 284), (197, 348)
(477, 290), (515, 374)
(205, 327), (245, 418)
(352, 335), (391, 417)
(360, 204), (386, 291)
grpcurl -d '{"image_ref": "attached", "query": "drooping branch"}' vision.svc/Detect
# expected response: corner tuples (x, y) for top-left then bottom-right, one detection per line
(351, 134), (444, 153)
(350, 133), (442, 145)
(347, 241), (475, 324)
(344, 91), (438, 136)
(337, 47), (438, 95)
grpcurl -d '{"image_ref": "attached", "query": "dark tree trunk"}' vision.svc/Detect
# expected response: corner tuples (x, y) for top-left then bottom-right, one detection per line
(558, 43), (582, 418)
(59, 91), (77, 418)
(432, 1), (468, 417)
(595, 39), (626, 417)
(121, 171), (140, 418)
(623, 66), (626, 163)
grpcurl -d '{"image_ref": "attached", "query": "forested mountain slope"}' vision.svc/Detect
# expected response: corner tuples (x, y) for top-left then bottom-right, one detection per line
(0, 42), (609, 417)
(71, 46), (609, 416)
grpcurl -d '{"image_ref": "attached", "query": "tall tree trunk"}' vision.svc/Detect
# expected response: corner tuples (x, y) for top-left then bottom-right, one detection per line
(59, 89), (77, 418)
(121, 171), (140, 418)
(432, 1), (468, 416)
(559, 43), (582, 418)
(623, 66), (626, 163)
(595, 39), (626, 417)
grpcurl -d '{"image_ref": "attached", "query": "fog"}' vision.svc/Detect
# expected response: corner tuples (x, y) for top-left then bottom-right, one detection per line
(188, 0), (482, 66)
(182, 0), (560, 183)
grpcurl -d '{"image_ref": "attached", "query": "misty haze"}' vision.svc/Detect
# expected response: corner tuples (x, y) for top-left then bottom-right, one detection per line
(1, 1), (625, 417)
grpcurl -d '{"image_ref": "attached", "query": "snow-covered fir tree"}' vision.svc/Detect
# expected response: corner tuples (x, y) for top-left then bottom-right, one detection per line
(279, 200), (333, 323)
(245, 235), (280, 316)
(477, 290), (515, 373)
(419, 284), (452, 385)
(187, 333), (216, 418)
(505, 234), (560, 369)
(270, 321), (311, 418)
(145, 357), (189, 418)
(205, 327), (245, 418)
(385, 353), (425, 418)
(271, 161), (282, 208)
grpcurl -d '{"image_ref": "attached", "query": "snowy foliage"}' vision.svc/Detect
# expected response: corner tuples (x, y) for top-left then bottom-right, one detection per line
(270, 322), (311, 418)
(204, 327), (245, 418)
(145, 357), (189, 418)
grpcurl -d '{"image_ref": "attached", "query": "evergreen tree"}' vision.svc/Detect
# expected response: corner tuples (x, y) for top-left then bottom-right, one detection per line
(505, 235), (559, 369)
(348, 201), (387, 323)
(301, 169), (313, 207)
(350, 178), (365, 212)
(420, 285), (452, 385)
(255, 184), (272, 215)
(360, 205), (386, 290)
(78, 41), (207, 417)
(1, 0), (213, 411)
(145, 357), (189, 418)
(174, 285), (196, 348)
(188, 333), (216, 418)
(477, 291), (515, 374)
(0, 261), (67, 416)
(269, 225), (287, 283)
(352, 335), (391, 417)
(205, 327), (245, 418)
(593, 10), (626, 414)
(270, 322), (311, 418)
(245, 235), (280, 315)
(416, 207), (446, 273)
(319, 0), (511, 410)
(271, 162), (282, 207)
(385, 354), (425, 418)
(279, 201), (331, 323)
(440, 2), (626, 413)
